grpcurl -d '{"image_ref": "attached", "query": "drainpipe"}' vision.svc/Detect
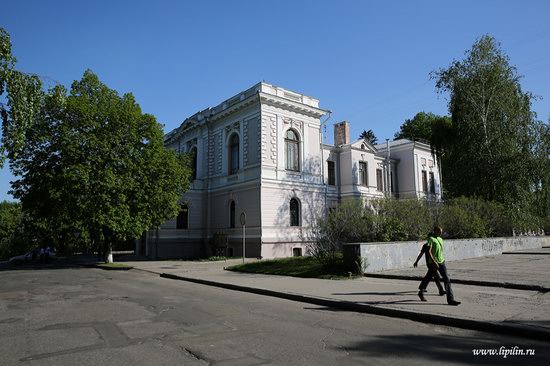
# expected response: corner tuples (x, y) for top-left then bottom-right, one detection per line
(385, 139), (391, 198)
(205, 117), (212, 249)
(319, 111), (332, 215)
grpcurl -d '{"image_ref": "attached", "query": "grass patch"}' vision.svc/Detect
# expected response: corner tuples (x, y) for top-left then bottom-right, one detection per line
(201, 256), (241, 262)
(162, 256), (243, 262)
(226, 256), (359, 279)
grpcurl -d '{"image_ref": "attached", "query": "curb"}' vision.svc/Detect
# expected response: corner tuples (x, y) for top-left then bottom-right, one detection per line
(502, 252), (550, 255)
(81, 263), (133, 271)
(363, 273), (550, 293)
(160, 272), (550, 343)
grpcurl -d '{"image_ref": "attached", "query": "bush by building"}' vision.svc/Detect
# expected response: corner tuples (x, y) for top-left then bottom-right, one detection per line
(311, 196), (546, 269)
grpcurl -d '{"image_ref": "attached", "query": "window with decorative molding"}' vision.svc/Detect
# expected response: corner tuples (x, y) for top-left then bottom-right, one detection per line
(328, 161), (336, 186)
(429, 172), (436, 194)
(285, 129), (300, 171)
(229, 201), (236, 228)
(229, 133), (239, 175)
(190, 147), (197, 180)
(290, 198), (300, 227)
(422, 170), (428, 193)
(376, 169), (383, 191)
(359, 162), (368, 186)
(176, 204), (189, 229)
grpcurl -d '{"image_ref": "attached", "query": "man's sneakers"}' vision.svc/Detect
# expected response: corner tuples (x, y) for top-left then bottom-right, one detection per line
(419, 289), (460, 305)
(417, 291), (427, 302)
(439, 290), (447, 296)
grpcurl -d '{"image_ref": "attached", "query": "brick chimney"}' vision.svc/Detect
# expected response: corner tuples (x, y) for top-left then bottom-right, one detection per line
(334, 121), (350, 146)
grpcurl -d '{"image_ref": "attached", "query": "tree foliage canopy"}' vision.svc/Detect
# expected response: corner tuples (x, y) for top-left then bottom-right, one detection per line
(359, 129), (378, 145)
(394, 111), (453, 159)
(1, 28), (192, 254)
(433, 35), (544, 208)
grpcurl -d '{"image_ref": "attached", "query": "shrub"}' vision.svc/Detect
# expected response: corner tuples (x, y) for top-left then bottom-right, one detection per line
(439, 198), (488, 238)
(372, 198), (433, 241)
(310, 195), (544, 265)
(308, 200), (373, 268)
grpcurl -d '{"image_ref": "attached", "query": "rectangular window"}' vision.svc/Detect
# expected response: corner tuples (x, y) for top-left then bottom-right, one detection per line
(390, 171), (394, 193)
(376, 169), (383, 191)
(359, 162), (367, 186)
(422, 170), (428, 193)
(429, 172), (436, 194)
(328, 161), (335, 186)
(176, 205), (189, 229)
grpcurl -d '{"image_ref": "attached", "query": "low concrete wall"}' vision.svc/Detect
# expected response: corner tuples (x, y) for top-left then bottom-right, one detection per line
(344, 236), (550, 273)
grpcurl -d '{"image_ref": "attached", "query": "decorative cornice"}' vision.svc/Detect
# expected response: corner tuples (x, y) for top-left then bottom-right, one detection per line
(209, 94), (259, 123)
(258, 92), (327, 119)
(165, 89), (328, 145)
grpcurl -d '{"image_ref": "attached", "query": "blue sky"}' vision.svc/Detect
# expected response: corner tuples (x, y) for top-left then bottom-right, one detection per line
(1, 0), (549, 201)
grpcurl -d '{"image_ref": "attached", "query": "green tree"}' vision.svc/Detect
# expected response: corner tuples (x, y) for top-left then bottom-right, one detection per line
(10, 70), (192, 262)
(359, 129), (378, 145)
(530, 118), (550, 231)
(0, 201), (30, 259)
(1, 28), (192, 262)
(394, 112), (436, 141)
(433, 35), (539, 210)
(394, 112), (453, 154)
(1, 28), (43, 168)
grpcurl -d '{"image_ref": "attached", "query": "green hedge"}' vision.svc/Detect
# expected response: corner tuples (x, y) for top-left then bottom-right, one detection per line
(316, 196), (544, 245)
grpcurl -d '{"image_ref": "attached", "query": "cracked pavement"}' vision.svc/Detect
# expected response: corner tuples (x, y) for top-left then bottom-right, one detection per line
(1, 263), (549, 365)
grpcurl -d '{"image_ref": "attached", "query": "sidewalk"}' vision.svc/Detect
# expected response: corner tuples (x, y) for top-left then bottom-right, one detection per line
(115, 255), (550, 342)
(364, 247), (550, 292)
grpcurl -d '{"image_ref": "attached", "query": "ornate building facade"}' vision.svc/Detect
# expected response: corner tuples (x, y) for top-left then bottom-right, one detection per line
(137, 82), (441, 259)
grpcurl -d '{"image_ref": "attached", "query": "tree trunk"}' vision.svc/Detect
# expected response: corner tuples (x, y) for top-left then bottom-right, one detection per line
(105, 241), (113, 263)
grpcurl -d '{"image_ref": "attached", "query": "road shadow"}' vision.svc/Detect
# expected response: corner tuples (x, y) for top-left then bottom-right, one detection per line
(0, 259), (86, 272)
(339, 333), (549, 365)
(332, 290), (418, 296)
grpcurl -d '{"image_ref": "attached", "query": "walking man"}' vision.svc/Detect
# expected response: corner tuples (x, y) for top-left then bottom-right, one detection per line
(418, 226), (461, 306)
(414, 234), (446, 296)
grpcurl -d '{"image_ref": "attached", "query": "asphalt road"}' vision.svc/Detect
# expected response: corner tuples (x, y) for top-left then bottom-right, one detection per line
(0, 262), (548, 365)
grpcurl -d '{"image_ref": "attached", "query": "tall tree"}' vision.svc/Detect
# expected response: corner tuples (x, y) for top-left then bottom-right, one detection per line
(1, 28), (42, 167)
(0, 201), (26, 259)
(433, 35), (538, 209)
(359, 129), (378, 145)
(394, 112), (451, 142)
(1, 29), (192, 261)
(394, 112), (453, 180)
(530, 118), (550, 229)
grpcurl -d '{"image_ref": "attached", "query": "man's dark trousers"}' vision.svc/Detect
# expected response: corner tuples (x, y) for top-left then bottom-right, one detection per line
(419, 262), (455, 304)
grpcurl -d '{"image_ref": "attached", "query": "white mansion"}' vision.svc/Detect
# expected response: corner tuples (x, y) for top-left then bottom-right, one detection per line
(137, 82), (442, 259)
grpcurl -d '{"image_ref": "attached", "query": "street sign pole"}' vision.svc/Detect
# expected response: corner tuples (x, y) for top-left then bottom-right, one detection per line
(240, 212), (246, 264)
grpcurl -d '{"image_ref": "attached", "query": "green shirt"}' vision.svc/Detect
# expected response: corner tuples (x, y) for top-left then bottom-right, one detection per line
(428, 236), (445, 264)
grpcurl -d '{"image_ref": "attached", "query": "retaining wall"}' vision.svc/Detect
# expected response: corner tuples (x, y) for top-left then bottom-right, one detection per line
(344, 236), (549, 273)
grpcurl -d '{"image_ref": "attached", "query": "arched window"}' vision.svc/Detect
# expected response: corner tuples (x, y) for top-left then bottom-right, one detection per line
(285, 129), (300, 171)
(229, 201), (236, 228)
(190, 147), (197, 180)
(290, 198), (300, 227)
(176, 203), (189, 229)
(229, 134), (239, 175)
